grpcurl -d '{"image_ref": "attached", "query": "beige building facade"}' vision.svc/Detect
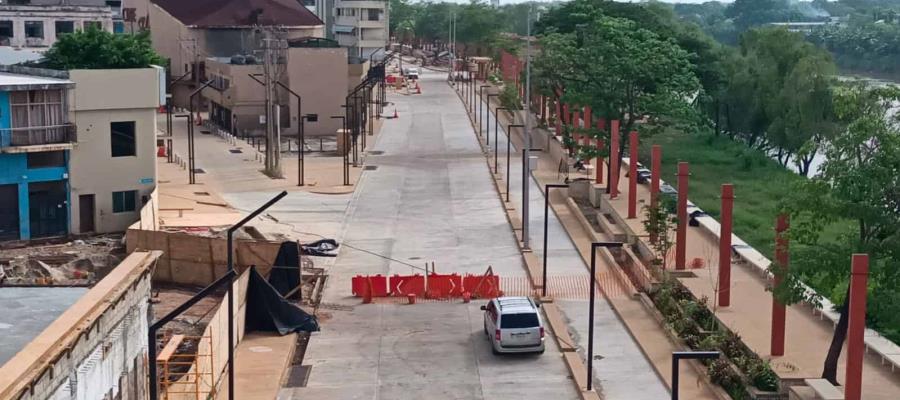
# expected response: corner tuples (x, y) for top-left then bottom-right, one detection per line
(286, 45), (348, 137)
(68, 67), (162, 234)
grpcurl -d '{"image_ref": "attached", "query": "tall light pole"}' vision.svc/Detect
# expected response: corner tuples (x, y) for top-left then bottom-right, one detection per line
(587, 241), (623, 391)
(542, 183), (569, 297)
(507, 124), (524, 202)
(522, 2), (534, 249)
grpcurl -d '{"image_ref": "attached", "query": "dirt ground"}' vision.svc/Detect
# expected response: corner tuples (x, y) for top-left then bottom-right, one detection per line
(0, 234), (125, 286)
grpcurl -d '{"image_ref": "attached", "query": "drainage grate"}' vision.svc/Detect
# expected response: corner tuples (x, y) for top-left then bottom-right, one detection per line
(192, 168), (206, 174)
(284, 365), (311, 388)
(364, 165), (378, 171)
(200, 130), (211, 135)
(368, 150), (384, 155)
(229, 149), (243, 154)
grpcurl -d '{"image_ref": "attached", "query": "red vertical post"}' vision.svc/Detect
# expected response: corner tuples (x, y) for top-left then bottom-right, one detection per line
(584, 106), (592, 130)
(609, 120), (621, 198)
(627, 131), (639, 218)
(675, 162), (689, 270)
(649, 145), (661, 243)
(596, 119), (606, 184)
(718, 184), (734, 307)
(583, 108), (592, 165)
(573, 111), (581, 142)
(771, 214), (789, 356)
(563, 104), (570, 125)
(555, 100), (562, 136)
(845, 253), (869, 400)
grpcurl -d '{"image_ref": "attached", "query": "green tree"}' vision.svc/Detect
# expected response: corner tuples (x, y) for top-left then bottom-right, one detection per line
(454, 1), (503, 56)
(389, 0), (418, 38)
(43, 27), (163, 70)
(776, 83), (900, 384)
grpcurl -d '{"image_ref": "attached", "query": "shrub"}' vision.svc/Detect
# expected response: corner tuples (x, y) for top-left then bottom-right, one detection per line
(499, 81), (522, 111)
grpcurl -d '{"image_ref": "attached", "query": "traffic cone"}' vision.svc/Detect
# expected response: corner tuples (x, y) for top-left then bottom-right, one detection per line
(416, 82), (421, 94)
(393, 109), (398, 118)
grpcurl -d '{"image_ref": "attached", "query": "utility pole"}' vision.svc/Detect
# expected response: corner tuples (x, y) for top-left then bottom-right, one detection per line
(522, 2), (533, 249)
(262, 29), (286, 178)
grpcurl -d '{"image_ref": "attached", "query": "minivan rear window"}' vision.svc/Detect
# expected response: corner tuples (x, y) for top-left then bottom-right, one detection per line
(501, 313), (539, 328)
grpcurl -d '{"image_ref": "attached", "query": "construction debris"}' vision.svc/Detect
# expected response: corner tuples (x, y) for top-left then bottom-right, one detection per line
(0, 234), (125, 286)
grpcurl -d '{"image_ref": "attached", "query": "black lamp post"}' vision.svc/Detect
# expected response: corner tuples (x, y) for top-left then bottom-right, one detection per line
(188, 80), (215, 184)
(506, 124), (524, 202)
(542, 183), (569, 297)
(331, 115), (349, 185)
(298, 114), (317, 186)
(479, 85), (490, 137)
(166, 70), (192, 163)
(672, 351), (720, 400)
(486, 94), (499, 145)
(495, 107), (510, 173)
(587, 241), (623, 391)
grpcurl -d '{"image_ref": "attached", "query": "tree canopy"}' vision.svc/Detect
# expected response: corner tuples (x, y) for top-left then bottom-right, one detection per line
(43, 27), (164, 70)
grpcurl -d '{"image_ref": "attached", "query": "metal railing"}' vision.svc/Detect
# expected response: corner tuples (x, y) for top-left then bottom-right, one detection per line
(2, 123), (77, 147)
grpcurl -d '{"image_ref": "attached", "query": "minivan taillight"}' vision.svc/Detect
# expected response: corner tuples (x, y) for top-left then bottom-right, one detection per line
(540, 327), (545, 338)
(495, 329), (501, 342)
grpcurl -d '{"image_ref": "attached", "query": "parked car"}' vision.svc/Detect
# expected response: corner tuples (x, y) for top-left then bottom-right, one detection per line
(481, 296), (545, 354)
(403, 67), (419, 80)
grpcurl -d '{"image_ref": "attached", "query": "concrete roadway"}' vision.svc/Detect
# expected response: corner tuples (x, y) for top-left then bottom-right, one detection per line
(280, 67), (579, 399)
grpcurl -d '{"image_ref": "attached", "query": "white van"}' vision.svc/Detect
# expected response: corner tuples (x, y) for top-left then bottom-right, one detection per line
(481, 296), (545, 354)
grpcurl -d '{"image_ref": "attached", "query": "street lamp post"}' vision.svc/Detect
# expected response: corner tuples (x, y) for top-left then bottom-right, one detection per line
(507, 124), (524, 202)
(188, 80), (215, 184)
(542, 183), (569, 297)
(486, 94), (499, 146)
(672, 351), (720, 400)
(331, 115), (349, 185)
(298, 114), (317, 186)
(587, 241), (623, 391)
(479, 85), (490, 138)
(495, 107), (510, 172)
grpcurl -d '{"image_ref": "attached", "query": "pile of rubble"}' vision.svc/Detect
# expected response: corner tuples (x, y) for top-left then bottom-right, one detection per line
(0, 234), (125, 286)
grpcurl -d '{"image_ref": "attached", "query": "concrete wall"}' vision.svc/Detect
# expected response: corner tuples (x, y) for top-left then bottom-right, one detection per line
(287, 47), (348, 137)
(68, 68), (160, 234)
(0, 251), (161, 400)
(126, 227), (282, 286)
(0, 5), (114, 48)
(202, 58), (291, 137)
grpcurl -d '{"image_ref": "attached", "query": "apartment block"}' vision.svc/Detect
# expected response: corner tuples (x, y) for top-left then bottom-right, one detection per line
(0, 1), (115, 48)
(333, 0), (388, 60)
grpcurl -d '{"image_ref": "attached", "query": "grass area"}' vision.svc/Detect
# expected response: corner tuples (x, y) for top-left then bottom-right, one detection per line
(637, 131), (842, 259)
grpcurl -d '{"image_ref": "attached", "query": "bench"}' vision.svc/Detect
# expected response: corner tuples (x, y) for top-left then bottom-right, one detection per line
(805, 378), (843, 400)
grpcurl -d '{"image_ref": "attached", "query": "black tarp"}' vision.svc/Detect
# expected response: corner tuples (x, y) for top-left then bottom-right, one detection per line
(245, 266), (319, 335)
(268, 242), (301, 298)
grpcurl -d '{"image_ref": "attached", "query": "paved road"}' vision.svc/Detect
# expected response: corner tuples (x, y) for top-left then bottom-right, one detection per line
(281, 67), (580, 400)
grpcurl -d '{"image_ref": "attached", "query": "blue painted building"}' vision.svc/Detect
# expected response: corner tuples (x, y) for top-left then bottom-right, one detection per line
(0, 72), (75, 241)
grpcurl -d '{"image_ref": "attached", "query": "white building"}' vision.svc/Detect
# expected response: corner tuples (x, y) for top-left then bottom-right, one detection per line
(333, 0), (388, 60)
(0, 2), (114, 48)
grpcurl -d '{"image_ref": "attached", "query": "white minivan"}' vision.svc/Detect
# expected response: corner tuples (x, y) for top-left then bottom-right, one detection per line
(481, 296), (545, 354)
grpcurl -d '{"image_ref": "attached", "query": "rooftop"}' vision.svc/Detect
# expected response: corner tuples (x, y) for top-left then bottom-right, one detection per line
(0, 287), (88, 366)
(0, 71), (73, 91)
(152, 0), (323, 28)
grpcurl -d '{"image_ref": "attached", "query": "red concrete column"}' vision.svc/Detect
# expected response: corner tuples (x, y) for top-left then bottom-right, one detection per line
(628, 131), (639, 219)
(771, 214), (789, 356)
(555, 100), (562, 136)
(596, 119), (606, 183)
(718, 184), (734, 307)
(845, 253), (869, 400)
(649, 145), (661, 243)
(584, 106), (592, 130)
(609, 120), (621, 199)
(675, 162), (689, 270)
(563, 104), (570, 126)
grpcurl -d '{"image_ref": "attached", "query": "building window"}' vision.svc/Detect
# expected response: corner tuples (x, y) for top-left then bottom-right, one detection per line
(25, 21), (44, 39)
(83, 21), (102, 31)
(367, 9), (381, 21)
(110, 121), (136, 157)
(0, 21), (13, 41)
(10, 89), (65, 135)
(27, 151), (66, 169)
(112, 190), (137, 213)
(55, 21), (75, 36)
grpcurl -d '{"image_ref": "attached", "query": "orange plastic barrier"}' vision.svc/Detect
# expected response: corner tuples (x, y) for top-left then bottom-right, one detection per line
(389, 274), (425, 297)
(463, 274), (501, 298)
(351, 274), (388, 297)
(426, 273), (463, 299)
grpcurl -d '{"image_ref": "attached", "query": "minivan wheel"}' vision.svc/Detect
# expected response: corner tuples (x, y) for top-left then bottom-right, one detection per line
(492, 346), (501, 355)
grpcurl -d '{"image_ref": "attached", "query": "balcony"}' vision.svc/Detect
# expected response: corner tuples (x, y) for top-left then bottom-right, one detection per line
(1, 124), (77, 153)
